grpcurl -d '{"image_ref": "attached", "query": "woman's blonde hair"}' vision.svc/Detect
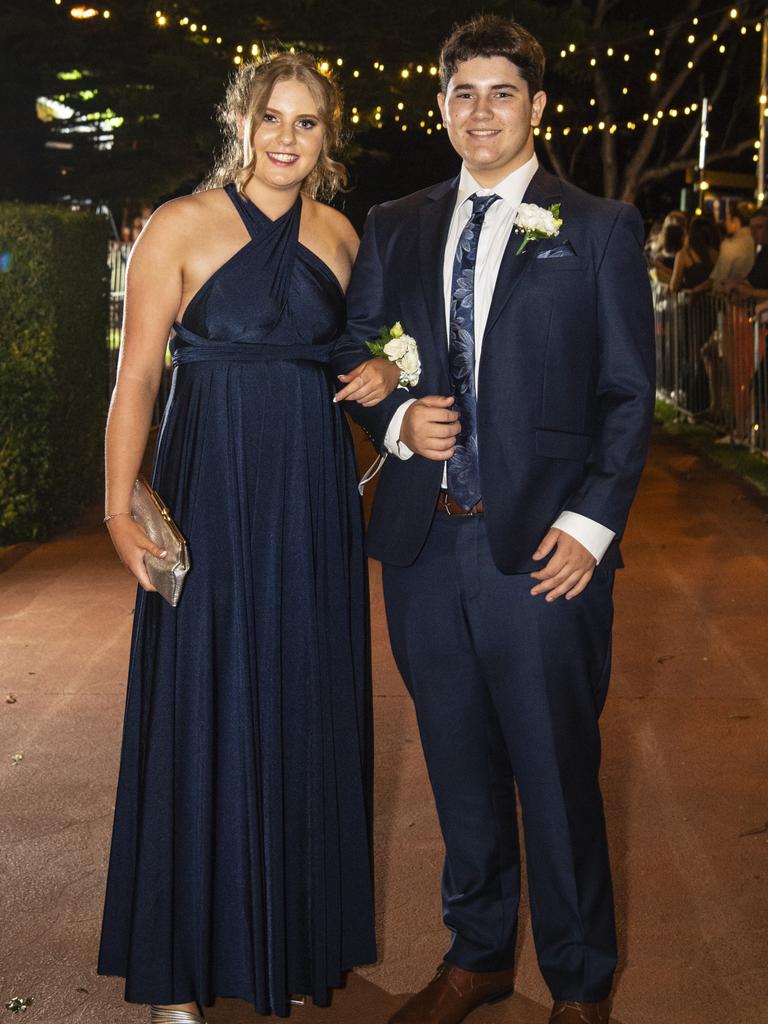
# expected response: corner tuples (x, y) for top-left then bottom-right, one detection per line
(200, 51), (348, 200)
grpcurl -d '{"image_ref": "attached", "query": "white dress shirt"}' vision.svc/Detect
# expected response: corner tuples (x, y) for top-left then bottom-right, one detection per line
(383, 156), (615, 563)
(711, 226), (755, 287)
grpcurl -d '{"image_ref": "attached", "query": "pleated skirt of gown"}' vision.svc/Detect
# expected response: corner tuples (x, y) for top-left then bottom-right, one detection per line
(98, 354), (376, 1015)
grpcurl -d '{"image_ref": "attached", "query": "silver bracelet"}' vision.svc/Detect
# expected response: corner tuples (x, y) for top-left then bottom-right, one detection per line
(103, 511), (133, 524)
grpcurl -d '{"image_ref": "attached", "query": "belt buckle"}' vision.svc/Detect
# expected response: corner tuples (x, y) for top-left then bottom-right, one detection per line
(440, 490), (453, 516)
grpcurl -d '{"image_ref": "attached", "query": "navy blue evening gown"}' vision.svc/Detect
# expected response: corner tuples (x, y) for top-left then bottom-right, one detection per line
(98, 184), (376, 1015)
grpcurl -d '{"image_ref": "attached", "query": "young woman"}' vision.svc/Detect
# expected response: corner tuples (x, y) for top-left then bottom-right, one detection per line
(98, 53), (398, 1022)
(668, 216), (719, 293)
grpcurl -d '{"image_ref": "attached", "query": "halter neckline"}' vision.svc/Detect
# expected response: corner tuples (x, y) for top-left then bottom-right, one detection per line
(225, 182), (301, 232)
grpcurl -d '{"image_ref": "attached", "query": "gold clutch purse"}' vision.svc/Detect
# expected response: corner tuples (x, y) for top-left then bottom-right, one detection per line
(130, 476), (190, 607)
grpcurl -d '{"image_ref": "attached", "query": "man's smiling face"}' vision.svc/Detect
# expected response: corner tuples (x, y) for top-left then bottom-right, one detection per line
(437, 55), (546, 187)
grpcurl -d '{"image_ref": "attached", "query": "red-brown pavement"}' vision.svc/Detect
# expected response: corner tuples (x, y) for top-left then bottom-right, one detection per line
(1, 428), (767, 1024)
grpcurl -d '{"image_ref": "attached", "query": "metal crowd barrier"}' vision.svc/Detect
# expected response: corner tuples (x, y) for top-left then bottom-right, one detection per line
(652, 282), (768, 456)
(107, 241), (172, 427)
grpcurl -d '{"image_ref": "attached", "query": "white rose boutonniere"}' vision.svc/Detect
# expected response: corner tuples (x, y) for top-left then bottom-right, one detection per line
(367, 321), (421, 388)
(513, 202), (563, 255)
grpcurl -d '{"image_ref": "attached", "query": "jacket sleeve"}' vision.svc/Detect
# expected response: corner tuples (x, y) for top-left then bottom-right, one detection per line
(331, 205), (414, 451)
(564, 204), (656, 536)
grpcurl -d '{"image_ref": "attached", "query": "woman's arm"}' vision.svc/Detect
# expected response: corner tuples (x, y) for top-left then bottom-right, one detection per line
(328, 210), (401, 405)
(668, 248), (689, 293)
(105, 206), (185, 589)
(651, 258), (673, 284)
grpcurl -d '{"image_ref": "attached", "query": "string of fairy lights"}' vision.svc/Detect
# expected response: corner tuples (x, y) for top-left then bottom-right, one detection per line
(53, 1), (764, 163)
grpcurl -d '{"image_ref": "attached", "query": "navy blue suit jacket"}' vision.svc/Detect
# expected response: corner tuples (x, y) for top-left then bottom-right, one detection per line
(332, 166), (655, 573)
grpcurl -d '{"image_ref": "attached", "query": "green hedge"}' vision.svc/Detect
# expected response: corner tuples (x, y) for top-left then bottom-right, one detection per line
(0, 204), (109, 543)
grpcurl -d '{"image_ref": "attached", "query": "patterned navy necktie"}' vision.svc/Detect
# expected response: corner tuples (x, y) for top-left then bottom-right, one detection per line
(447, 192), (500, 510)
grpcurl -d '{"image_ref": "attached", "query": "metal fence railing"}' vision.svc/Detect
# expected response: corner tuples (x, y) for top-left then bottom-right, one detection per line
(107, 241), (172, 427)
(653, 283), (768, 456)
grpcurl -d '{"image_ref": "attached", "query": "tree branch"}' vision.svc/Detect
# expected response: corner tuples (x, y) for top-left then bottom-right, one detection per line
(589, 0), (630, 196)
(657, 8), (734, 113)
(542, 137), (570, 182)
(568, 134), (588, 180)
(592, 0), (623, 31)
(593, 65), (618, 197)
(635, 136), (756, 188)
(621, 4), (735, 200)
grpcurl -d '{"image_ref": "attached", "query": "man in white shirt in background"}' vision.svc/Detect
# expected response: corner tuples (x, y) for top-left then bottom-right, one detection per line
(711, 202), (755, 288)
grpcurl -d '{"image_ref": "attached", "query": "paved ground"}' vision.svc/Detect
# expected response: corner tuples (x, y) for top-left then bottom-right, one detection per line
(1, 429), (767, 1024)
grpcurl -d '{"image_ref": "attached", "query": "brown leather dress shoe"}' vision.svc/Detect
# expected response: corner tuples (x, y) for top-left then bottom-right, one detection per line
(550, 999), (610, 1023)
(388, 962), (515, 1024)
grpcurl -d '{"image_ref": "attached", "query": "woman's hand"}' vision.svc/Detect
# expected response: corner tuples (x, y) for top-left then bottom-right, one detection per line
(335, 358), (401, 407)
(106, 515), (167, 592)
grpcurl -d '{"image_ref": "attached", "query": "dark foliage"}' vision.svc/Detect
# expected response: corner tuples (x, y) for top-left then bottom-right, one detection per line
(0, 204), (109, 542)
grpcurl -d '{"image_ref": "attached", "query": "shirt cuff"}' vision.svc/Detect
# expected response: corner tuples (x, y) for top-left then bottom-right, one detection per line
(384, 399), (417, 459)
(552, 511), (615, 564)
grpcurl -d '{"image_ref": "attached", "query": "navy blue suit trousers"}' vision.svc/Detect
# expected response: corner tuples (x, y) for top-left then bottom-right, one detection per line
(383, 513), (617, 1001)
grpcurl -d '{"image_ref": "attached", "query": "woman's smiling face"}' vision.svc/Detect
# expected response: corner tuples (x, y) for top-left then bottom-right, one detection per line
(248, 77), (325, 192)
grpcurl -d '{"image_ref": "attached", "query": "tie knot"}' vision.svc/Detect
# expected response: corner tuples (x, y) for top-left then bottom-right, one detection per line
(469, 192), (500, 220)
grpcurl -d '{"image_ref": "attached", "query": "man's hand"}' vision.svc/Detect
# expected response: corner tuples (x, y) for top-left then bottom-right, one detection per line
(400, 396), (460, 460)
(335, 358), (401, 406)
(530, 528), (596, 602)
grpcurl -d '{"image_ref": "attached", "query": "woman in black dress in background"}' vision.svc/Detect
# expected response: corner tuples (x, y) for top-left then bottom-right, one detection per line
(668, 216), (719, 294)
(98, 54), (399, 1022)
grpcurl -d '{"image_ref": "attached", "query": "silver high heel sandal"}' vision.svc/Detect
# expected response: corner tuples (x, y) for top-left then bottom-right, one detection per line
(150, 1008), (206, 1023)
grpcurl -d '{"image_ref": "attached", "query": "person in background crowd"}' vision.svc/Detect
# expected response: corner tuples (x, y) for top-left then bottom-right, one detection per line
(689, 203), (753, 427)
(650, 210), (686, 272)
(668, 216), (720, 293)
(700, 214), (723, 256)
(699, 202), (755, 290)
(655, 209), (687, 239)
(644, 218), (663, 264)
(692, 204), (758, 436)
(650, 221), (684, 283)
(725, 207), (768, 300)
(751, 295), (768, 440)
(667, 217), (720, 415)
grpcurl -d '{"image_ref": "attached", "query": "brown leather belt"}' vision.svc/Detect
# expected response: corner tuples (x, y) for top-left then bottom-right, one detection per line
(436, 491), (484, 516)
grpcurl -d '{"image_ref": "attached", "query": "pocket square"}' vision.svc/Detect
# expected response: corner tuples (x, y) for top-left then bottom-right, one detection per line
(536, 243), (576, 259)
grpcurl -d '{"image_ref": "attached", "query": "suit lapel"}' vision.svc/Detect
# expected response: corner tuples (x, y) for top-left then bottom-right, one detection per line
(417, 178), (458, 376)
(484, 166), (563, 338)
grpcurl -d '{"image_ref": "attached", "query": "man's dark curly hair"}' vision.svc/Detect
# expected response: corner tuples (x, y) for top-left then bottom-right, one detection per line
(439, 14), (545, 98)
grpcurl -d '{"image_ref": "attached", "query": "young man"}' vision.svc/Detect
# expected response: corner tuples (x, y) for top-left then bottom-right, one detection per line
(334, 15), (654, 1024)
(710, 202), (755, 288)
(727, 206), (768, 300)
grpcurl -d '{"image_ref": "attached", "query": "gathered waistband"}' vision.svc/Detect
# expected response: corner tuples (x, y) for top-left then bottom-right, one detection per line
(170, 322), (333, 367)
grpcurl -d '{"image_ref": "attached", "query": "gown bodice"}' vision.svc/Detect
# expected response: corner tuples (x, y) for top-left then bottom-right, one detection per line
(170, 183), (345, 365)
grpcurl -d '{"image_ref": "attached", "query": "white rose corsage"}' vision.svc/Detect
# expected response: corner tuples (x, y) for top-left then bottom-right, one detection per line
(513, 202), (563, 255)
(366, 321), (421, 388)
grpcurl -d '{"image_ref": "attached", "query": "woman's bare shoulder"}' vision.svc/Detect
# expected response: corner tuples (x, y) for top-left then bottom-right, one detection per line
(143, 188), (230, 238)
(129, 190), (238, 274)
